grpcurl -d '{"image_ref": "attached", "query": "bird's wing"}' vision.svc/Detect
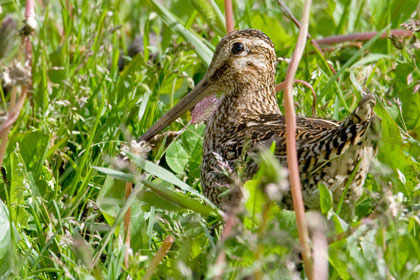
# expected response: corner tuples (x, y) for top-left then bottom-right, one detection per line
(295, 95), (377, 174)
(235, 114), (341, 158)
(221, 95), (377, 175)
(230, 115), (371, 173)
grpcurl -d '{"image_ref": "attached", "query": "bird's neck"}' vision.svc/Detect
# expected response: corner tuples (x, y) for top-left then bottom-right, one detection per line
(203, 82), (279, 153)
(216, 83), (280, 123)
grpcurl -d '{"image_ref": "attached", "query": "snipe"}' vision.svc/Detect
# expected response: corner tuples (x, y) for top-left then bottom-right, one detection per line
(140, 29), (380, 211)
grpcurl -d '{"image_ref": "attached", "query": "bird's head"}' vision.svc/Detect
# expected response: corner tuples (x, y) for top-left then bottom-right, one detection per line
(140, 29), (276, 141)
(206, 29), (276, 92)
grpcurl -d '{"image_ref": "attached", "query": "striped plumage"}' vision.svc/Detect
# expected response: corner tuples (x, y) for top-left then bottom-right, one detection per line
(140, 29), (381, 211)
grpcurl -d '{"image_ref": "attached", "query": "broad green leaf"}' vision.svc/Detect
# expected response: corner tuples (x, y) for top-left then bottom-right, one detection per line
(94, 164), (219, 217)
(276, 210), (298, 238)
(47, 47), (67, 83)
(244, 179), (265, 229)
(96, 176), (151, 251)
(129, 202), (148, 252)
(97, 175), (125, 221)
(376, 102), (419, 195)
(0, 200), (14, 276)
(19, 131), (50, 174)
(258, 149), (286, 183)
(331, 212), (349, 234)
(166, 141), (189, 174)
(399, 89), (420, 130)
(142, 180), (220, 217)
(126, 151), (216, 208)
(156, 76), (185, 95)
(318, 183), (333, 215)
(329, 240), (351, 280)
(139, 188), (183, 212)
(10, 148), (29, 228)
(92, 167), (135, 182)
(349, 71), (363, 93)
(355, 197), (374, 219)
(189, 145), (203, 178)
(174, 124), (205, 178)
(181, 124), (205, 155)
(360, 229), (387, 278)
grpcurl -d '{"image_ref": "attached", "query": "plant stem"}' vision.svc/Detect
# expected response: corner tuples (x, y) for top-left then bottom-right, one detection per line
(224, 0), (234, 32)
(283, 0), (314, 278)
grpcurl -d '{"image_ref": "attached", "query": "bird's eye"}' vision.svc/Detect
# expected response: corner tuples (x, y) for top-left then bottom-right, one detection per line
(231, 42), (244, 54)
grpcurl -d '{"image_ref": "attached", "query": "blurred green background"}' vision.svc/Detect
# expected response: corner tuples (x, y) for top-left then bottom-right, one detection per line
(0, 0), (419, 279)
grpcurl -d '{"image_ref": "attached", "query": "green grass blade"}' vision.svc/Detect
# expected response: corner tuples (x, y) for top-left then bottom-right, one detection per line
(92, 167), (135, 182)
(319, 25), (390, 101)
(125, 151), (217, 209)
(142, 180), (221, 218)
(147, 0), (213, 66)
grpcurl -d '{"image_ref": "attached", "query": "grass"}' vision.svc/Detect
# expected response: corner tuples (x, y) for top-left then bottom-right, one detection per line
(1, 0), (420, 279)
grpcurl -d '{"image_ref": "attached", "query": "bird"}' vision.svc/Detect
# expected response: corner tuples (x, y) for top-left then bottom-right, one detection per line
(139, 29), (381, 212)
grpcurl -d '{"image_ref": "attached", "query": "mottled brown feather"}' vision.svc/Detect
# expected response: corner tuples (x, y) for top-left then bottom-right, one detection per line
(193, 29), (381, 212)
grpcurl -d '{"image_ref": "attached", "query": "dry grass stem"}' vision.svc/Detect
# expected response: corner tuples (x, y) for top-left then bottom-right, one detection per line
(314, 29), (412, 45)
(142, 236), (175, 280)
(282, 0), (314, 278)
(224, 0), (234, 33)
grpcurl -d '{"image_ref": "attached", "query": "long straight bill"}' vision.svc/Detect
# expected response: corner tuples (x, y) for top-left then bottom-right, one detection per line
(139, 77), (212, 141)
